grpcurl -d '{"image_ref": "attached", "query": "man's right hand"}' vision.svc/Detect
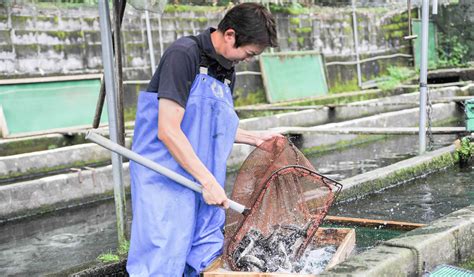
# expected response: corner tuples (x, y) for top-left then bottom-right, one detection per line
(201, 177), (230, 209)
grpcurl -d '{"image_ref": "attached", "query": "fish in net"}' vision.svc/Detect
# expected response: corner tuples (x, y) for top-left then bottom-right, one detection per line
(224, 137), (342, 272)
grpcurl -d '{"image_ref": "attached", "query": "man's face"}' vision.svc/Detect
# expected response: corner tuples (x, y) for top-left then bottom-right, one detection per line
(221, 29), (265, 63)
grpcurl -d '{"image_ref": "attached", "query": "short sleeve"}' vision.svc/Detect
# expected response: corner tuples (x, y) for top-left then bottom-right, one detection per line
(154, 45), (198, 108)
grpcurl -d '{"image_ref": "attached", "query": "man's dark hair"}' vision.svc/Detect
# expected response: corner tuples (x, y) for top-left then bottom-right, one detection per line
(218, 3), (278, 48)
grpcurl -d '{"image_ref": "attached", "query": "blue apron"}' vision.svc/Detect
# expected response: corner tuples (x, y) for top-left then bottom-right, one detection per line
(127, 68), (239, 277)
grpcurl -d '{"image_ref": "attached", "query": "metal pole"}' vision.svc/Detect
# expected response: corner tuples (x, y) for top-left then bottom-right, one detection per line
(113, 0), (125, 147)
(98, 0), (127, 245)
(419, 0), (430, 154)
(351, 0), (362, 89)
(93, 0), (126, 129)
(145, 10), (156, 75)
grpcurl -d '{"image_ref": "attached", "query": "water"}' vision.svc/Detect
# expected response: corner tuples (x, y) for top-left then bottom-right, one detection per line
(0, 134), (470, 275)
(307, 134), (458, 181)
(297, 246), (336, 274)
(0, 200), (131, 276)
(330, 166), (474, 224)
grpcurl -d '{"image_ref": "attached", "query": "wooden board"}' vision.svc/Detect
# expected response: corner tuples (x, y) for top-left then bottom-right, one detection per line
(324, 215), (425, 231)
(259, 51), (329, 103)
(203, 228), (355, 276)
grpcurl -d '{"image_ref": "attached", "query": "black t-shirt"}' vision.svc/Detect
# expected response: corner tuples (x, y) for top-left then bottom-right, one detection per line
(146, 28), (236, 108)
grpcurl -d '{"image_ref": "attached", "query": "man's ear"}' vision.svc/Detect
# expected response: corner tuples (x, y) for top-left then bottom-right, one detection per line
(223, 29), (236, 47)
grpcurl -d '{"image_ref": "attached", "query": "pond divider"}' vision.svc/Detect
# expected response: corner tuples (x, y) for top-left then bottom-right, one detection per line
(0, 87), (470, 221)
(321, 205), (474, 276)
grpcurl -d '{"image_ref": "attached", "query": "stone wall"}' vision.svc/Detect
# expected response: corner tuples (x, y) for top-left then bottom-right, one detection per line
(433, 0), (474, 62)
(0, 1), (470, 105)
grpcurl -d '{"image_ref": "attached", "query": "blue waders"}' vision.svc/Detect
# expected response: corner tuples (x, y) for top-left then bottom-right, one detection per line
(127, 67), (239, 277)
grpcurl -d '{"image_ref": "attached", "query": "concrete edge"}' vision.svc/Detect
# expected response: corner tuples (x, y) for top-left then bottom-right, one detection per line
(337, 144), (457, 201)
(321, 205), (474, 276)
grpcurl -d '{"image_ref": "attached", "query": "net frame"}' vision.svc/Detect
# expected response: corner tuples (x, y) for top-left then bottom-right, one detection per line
(224, 137), (343, 271)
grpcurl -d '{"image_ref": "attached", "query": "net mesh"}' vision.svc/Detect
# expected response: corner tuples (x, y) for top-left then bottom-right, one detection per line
(224, 137), (342, 272)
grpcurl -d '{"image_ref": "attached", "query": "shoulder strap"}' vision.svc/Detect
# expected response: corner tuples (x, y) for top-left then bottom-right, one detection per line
(186, 35), (234, 85)
(187, 35), (213, 70)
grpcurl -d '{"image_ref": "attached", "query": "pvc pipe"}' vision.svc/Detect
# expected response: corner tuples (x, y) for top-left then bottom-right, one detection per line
(351, 0), (362, 89)
(418, 0), (430, 154)
(432, 0), (438, 15)
(145, 10), (156, 75)
(86, 131), (248, 215)
(98, 0), (127, 244)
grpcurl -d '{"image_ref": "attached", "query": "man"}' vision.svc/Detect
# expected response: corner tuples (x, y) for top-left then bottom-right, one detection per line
(127, 3), (280, 276)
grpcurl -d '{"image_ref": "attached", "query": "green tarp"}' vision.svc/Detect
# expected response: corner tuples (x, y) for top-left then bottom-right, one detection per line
(0, 79), (107, 137)
(412, 19), (439, 69)
(259, 51), (329, 103)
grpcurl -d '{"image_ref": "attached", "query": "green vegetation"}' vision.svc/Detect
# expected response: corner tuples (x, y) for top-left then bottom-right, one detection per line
(0, 158), (109, 184)
(339, 151), (457, 201)
(269, 2), (310, 15)
(437, 34), (469, 68)
(97, 252), (120, 263)
(233, 89), (266, 107)
(459, 256), (474, 270)
(454, 137), (473, 165)
(289, 18), (300, 25)
(97, 240), (130, 264)
(376, 66), (416, 91)
(164, 4), (223, 13)
(294, 27), (312, 34)
(328, 79), (360, 94)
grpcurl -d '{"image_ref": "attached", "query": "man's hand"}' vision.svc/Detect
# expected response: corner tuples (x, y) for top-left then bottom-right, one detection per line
(201, 176), (229, 209)
(255, 131), (284, 147)
(235, 128), (284, 147)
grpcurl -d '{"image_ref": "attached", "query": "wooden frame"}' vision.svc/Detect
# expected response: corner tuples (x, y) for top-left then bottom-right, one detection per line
(203, 228), (356, 276)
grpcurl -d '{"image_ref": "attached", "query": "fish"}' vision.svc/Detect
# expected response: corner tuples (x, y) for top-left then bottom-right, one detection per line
(231, 223), (312, 272)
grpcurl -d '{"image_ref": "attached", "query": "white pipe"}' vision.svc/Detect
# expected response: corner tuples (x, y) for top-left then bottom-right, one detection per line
(419, 0), (430, 154)
(86, 131), (248, 215)
(145, 10), (156, 75)
(432, 0), (438, 15)
(351, 0), (362, 88)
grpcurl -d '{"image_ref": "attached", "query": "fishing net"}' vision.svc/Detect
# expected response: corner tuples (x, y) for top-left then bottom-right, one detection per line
(224, 136), (342, 272)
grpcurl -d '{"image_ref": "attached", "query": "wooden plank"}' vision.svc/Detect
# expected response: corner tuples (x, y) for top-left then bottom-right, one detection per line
(325, 228), (356, 269)
(324, 215), (426, 231)
(273, 126), (467, 135)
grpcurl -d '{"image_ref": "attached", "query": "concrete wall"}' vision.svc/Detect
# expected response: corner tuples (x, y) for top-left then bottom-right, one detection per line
(0, 2), (416, 100)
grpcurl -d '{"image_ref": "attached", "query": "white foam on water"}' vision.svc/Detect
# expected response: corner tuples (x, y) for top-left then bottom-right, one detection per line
(274, 245), (337, 274)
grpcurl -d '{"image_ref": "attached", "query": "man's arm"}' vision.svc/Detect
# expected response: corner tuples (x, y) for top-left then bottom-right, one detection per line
(158, 98), (229, 208)
(235, 127), (283, 146)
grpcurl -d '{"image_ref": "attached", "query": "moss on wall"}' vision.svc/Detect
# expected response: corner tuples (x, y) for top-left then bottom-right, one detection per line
(338, 151), (458, 201)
